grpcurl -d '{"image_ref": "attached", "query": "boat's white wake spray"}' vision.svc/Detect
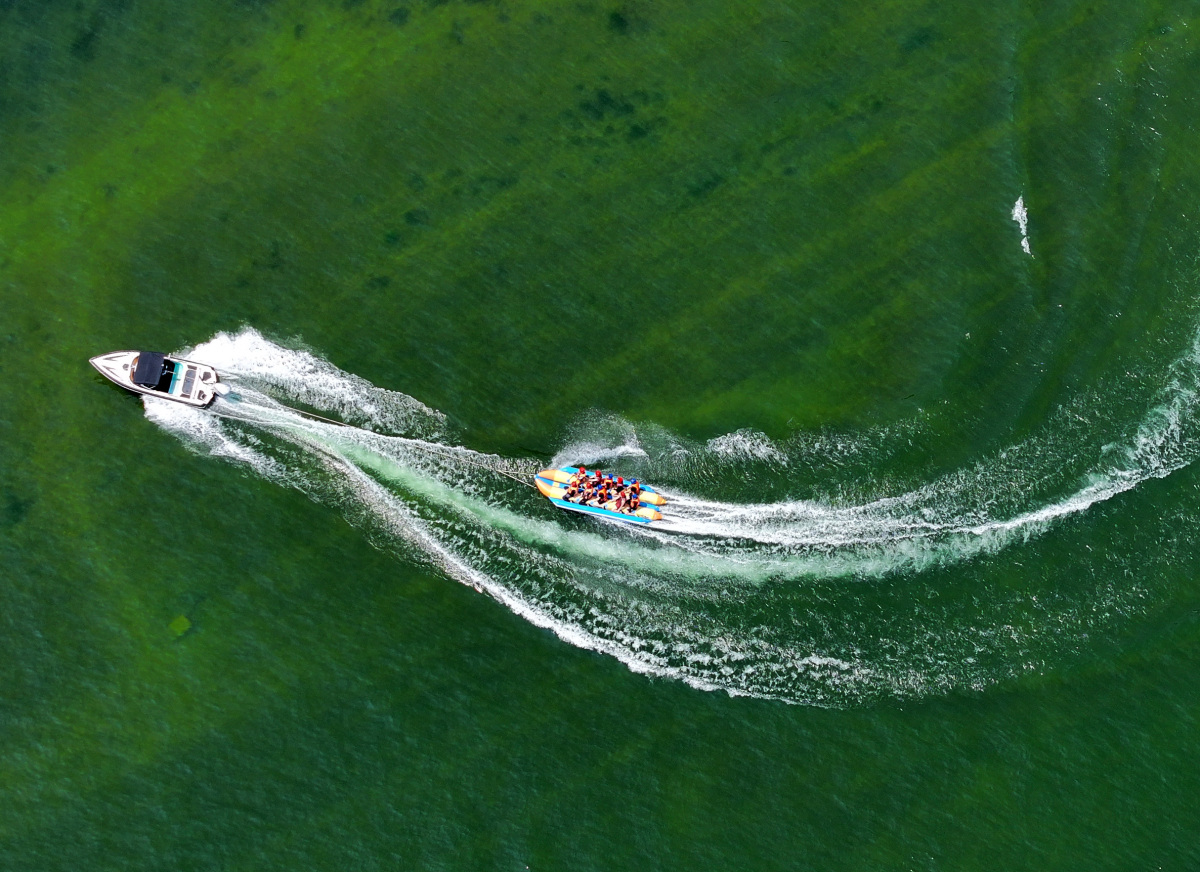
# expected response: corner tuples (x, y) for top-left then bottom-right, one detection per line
(140, 327), (1200, 705)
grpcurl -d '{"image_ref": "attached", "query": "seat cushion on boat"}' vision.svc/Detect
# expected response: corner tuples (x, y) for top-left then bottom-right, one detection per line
(133, 352), (167, 388)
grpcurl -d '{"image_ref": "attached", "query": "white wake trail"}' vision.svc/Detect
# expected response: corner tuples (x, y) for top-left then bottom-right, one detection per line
(136, 326), (1200, 704)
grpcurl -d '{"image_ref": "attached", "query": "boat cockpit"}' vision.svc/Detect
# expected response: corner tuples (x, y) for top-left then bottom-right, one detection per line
(131, 352), (176, 393)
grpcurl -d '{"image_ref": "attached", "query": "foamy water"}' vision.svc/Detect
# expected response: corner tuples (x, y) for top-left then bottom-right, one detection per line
(1013, 195), (1033, 255)
(140, 327), (1200, 704)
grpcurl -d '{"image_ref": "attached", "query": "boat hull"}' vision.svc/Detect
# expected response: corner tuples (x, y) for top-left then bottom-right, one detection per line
(89, 350), (220, 408)
(535, 467), (664, 524)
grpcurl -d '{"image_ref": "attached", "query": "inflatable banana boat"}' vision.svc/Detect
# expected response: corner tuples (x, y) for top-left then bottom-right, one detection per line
(535, 467), (664, 525)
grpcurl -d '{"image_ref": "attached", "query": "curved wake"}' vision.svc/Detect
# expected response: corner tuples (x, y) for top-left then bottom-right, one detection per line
(140, 327), (1200, 705)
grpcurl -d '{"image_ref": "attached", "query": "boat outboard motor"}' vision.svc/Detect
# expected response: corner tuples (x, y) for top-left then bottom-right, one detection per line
(212, 382), (241, 402)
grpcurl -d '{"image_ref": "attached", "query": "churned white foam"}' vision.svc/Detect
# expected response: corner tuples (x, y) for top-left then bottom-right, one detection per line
(551, 439), (648, 469)
(143, 394), (283, 479)
(187, 327), (446, 436)
(1012, 195), (1033, 256)
(706, 429), (788, 465)
(550, 412), (656, 469)
(140, 326), (1200, 705)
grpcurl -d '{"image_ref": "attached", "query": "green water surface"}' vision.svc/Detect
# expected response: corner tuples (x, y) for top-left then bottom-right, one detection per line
(4, 0), (1200, 868)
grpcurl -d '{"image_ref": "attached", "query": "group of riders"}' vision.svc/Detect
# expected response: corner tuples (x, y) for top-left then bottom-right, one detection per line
(560, 467), (643, 514)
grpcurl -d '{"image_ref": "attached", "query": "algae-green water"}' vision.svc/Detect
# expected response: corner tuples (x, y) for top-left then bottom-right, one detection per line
(5, 0), (1200, 867)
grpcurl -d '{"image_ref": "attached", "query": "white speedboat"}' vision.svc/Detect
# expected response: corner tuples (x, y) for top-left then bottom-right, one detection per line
(89, 350), (224, 408)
